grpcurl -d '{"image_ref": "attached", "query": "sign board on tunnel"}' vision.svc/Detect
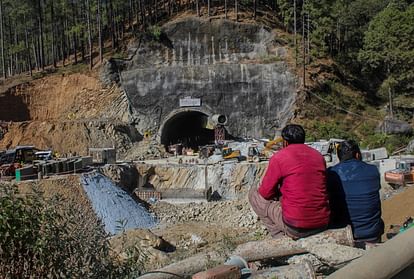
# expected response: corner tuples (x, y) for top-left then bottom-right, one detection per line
(179, 97), (201, 107)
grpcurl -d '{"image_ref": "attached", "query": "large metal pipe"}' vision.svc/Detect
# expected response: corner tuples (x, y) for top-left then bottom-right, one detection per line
(327, 227), (414, 279)
(210, 114), (228, 126)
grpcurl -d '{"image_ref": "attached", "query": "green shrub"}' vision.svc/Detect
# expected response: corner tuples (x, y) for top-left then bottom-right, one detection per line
(360, 133), (411, 154)
(148, 25), (162, 41)
(306, 121), (353, 142)
(0, 184), (142, 278)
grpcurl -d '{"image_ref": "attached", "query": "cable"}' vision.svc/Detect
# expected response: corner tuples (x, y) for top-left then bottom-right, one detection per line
(305, 89), (382, 122)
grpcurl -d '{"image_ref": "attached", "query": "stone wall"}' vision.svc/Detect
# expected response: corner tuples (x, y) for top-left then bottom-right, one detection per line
(105, 17), (298, 140)
(134, 162), (268, 200)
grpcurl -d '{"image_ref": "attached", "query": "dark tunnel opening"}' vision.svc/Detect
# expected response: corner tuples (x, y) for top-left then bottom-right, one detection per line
(160, 111), (216, 150)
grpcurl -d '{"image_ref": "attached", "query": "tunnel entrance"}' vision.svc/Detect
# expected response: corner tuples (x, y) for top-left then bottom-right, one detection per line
(160, 111), (215, 150)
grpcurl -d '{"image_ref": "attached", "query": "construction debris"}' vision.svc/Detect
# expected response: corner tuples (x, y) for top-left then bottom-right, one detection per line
(80, 172), (157, 234)
(138, 226), (362, 279)
(232, 226), (354, 262)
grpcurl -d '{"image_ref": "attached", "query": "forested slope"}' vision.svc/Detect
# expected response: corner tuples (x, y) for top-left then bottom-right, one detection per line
(0, 0), (412, 150)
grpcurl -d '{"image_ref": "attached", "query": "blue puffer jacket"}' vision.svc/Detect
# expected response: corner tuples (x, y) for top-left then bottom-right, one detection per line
(327, 159), (383, 240)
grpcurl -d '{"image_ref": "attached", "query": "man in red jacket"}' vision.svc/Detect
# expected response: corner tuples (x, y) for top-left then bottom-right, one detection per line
(249, 124), (330, 239)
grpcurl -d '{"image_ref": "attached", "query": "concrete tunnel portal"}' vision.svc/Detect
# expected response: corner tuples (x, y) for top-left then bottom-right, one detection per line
(160, 110), (217, 150)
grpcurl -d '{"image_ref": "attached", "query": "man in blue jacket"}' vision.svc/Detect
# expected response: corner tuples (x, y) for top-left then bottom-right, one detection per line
(327, 140), (384, 246)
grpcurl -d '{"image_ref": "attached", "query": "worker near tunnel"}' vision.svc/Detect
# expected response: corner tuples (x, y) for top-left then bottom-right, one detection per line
(327, 140), (384, 246)
(249, 124), (330, 239)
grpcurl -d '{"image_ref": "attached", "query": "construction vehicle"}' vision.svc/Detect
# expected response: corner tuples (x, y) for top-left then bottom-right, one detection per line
(0, 146), (36, 165)
(222, 147), (241, 161)
(247, 137), (283, 163)
(307, 138), (344, 163)
(384, 160), (414, 188)
(199, 145), (216, 159)
(0, 146), (36, 179)
(247, 145), (266, 163)
(263, 137), (283, 157)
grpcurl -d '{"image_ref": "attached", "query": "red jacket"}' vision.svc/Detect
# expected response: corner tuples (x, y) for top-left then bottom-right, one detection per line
(258, 144), (330, 229)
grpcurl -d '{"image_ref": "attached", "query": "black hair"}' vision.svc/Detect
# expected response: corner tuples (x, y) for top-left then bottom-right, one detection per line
(337, 140), (361, 161)
(281, 124), (305, 144)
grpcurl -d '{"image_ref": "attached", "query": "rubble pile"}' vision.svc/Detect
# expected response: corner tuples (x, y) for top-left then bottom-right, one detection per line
(81, 172), (157, 234)
(151, 199), (262, 230)
(125, 140), (168, 161)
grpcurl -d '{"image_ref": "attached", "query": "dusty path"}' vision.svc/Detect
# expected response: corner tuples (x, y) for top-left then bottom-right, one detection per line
(382, 185), (414, 234)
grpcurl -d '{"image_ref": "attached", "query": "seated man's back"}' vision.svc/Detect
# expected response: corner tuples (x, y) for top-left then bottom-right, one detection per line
(328, 140), (383, 241)
(249, 124), (330, 239)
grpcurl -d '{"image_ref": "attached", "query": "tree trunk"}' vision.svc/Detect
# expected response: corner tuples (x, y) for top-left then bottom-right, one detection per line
(135, 0), (142, 26)
(80, 0), (86, 62)
(207, 0), (210, 17)
(294, 0), (297, 66)
(109, 0), (116, 49)
(0, 0), (6, 79)
(37, 0), (45, 71)
(73, 1), (79, 64)
(86, 0), (93, 69)
(24, 16), (32, 76)
(128, 0), (133, 28)
(51, 0), (57, 68)
(307, 12), (310, 63)
(233, 226), (354, 262)
(62, 12), (68, 67)
(302, 0), (306, 87)
(97, 0), (103, 64)
(224, 0), (227, 19)
(155, 0), (158, 22)
(73, 34), (78, 64)
(33, 41), (39, 71)
(235, 0), (238, 21)
(8, 18), (13, 76)
(138, 252), (227, 279)
(253, 0), (256, 19)
(138, 227), (354, 279)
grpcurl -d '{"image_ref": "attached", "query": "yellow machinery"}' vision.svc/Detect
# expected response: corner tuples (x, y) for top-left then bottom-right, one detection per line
(247, 145), (265, 163)
(222, 147), (241, 160)
(247, 137), (283, 163)
(264, 136), (283, 150)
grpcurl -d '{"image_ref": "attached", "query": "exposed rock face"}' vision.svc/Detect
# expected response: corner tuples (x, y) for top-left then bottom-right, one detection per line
(0, 73), (139, 158)
(408, 139), (414, 153)
(378, 119), (413, 135)
(134, 161), (267, 200)
(0, 120), (142, 157)
(98, 163), (140, 192)
(104, 17), (297, 143)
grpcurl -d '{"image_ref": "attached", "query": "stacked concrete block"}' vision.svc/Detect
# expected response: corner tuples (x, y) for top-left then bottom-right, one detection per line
(362, 147), (388, 162)
(89, 148), (116, 164)
(15, 166), (37, 181)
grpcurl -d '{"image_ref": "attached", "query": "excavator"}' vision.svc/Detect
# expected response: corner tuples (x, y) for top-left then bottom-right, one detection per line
(222, 147), (241, 161)
(247, 137), (283, 163)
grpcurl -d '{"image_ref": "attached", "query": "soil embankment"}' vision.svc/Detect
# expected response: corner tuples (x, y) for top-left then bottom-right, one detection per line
(382, 186), (414, 234)
(0, 72), (140, 157)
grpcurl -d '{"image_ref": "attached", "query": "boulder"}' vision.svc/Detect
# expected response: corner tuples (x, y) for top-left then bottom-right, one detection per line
(377, 119), (413, 135)
(407, 139), (414, 153)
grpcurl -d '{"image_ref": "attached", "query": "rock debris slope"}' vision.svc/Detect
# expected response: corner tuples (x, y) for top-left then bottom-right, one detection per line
(81, 172), (157, 234)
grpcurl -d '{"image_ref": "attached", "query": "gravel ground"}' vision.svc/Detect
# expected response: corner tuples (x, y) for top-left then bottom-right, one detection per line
(151, 199), (263, 230)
